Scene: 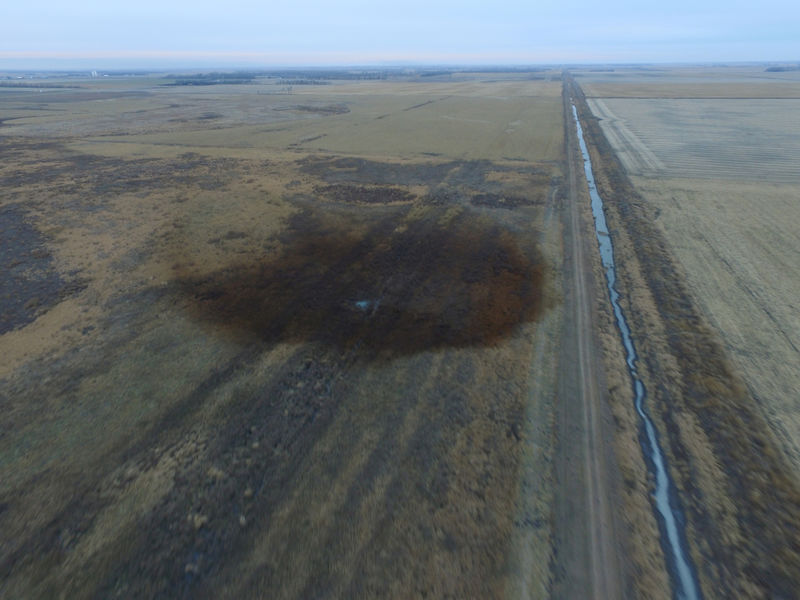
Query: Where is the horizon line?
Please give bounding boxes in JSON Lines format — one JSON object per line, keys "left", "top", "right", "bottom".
{"left": 1, "top": 50, "right": 798, "bottom": 71}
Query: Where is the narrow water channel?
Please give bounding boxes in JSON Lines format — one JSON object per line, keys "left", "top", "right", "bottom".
{"left": 571, "top": 103, "right": 702, "bottom": 600}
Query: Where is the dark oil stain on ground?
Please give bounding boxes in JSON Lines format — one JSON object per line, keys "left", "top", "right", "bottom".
{"left": 175, "top": 204, "right": 547, "bottom": 359}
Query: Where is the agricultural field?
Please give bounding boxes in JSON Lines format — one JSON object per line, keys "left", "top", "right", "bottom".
{"left": 10, "top": 65, "right": 797, "bottom": 598}
{"left": 586, "top": 97, "right": 800, "bottom": 182}
{"left": 571, "top": 67, "right": 800, "bottom": 596}
{"left": 579, "top": 67, "right": 800, "bottom": 474}
{"left": 0, "top": 72, "right": 580, "bottom": 597}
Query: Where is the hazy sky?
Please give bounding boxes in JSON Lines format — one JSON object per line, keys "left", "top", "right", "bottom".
{"left": 2, "top": 0, "right": 799, "bottom": 68}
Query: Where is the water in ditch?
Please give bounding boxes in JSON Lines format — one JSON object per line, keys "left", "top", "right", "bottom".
{"left": 571, "top": 103, "right": 701, "bottom": 600}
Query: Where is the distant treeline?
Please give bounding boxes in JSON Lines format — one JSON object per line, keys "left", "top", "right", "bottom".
{"left": 162, "top": 69, "right": 392, "bottom": 85}
{"left": 265, "top": 70, "right": 389, "bottom": 80}
{"left": 163, "top": 72, "right": 258, "bottom": 86}
{"left": 160, "top": 67, "right": 554, "bottom": 86}
{"left": 279, "top": 79, "right": 332, "bottom": 85}
{"left": 765, "top": 65, "right": 800, "bottom": 72}
{"left": 419, "top": 71, "right": 454, "bottom": 77}
{"left": 0, "top": 82, "right": 80, "bottom": 88}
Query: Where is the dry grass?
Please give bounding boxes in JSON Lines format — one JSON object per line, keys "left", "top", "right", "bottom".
{"left": 54, "top": 80, "right": 565, "bottom": 163}
{"left": 582, "top": 82, "right": 800, "bottom": 98}
{"left": 0, "top": 74, "right": 566, "bottom": 598}
{"left": 583, "top": 74, "right": 800, "bottom": 477}
{"left": 587, "top": 97, "right": 800, "bottom": 182}
{"left": 630, "top": 176, "right": 800, "bottom": 475}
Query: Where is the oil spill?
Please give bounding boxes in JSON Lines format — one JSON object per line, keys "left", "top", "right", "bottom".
{"left": 175, "top": 204, "right": 548, "bottom": 359}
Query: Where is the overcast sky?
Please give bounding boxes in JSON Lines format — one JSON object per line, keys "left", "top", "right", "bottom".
{"left": 2, "top": 0, "right": 799, "bottom": 69}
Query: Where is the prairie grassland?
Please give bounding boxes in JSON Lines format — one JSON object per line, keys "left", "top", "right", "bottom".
{"left": 0, "top": 74, "right": 565, "bottom": 597}
{"left": 59, "top": 79, "right": 564, "bottom": 162}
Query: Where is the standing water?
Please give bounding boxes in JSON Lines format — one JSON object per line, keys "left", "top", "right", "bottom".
{"left": 571, "top": 104, "right": 702, "bottom": 600}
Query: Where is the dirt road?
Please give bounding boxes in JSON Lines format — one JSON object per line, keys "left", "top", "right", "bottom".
{"left": 552, "top": 78, "right": 626, "bottom": 599}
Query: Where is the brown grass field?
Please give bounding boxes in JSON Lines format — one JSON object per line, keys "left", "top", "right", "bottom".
{"left": 0, "top": 72, "right": 578, "bottom": 598}
{"left": 5, "top": 66, "right": 799, "bottom": 599}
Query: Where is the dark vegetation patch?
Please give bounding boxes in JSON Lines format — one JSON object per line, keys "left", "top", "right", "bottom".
{"left": 110, "top": 246, "right": 154, "bottom": 273}
{"left": 403, "top": 98, "right": 444, "bottom": 111}
{"left": 163, "top": 72, "right": 258, "bottom": 86}
{"left": 266, "top": 69, "right": 388, "bottom": 80}
{"left": 175, "top": 204, "right": 547, "bottom": 360}
{"left": 278, "top": 79, "right": 332, "bottom": 85}
{"left": 274, "top": 103, "right": 349, "bottom": 116}
{"left": 0, "top": 204, "right": 86, "bottom": 333}
{"left": 0, "top": 82, "right": 82, "bottom": 89}
{"left": 765, "top": 64, "right": 800, "bottom": 72}
{"left": 470, "top": 193, "right": 539, "bottom": 210}
{"left": 297, "top": 156, "right": 507, "bottom": 189}
{"left": 313, "top": 184, "right": 415, "bottom": 205}
{"left": 290, "top": 134, "right": 326, "bottom": 145}
{"left": 298, "top": 155, "right": 549, "bottom": 194}
{"left": 420, "top": 190, "right": 465, "bottom": 206}
{"left": 298, "top": 157, "right": 550, "bottom": 213}
{"left": 419, "top": 71, "right": 454, "bottom": 78}
{"left": 299, "top": 155, "right": 458, "bottom": 187}
{"left": 0, "top": 140, "right": 240, "bottom": 198}
{"left": 2, "top": 91, "right": 149, "bottom": 103}
{"left": 90, "top": 346, "right": 342, "bottom": 598}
